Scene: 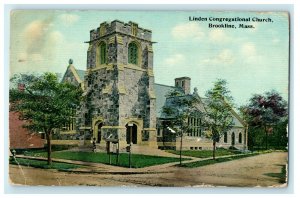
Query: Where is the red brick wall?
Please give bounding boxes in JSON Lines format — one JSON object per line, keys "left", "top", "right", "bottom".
{"left": 9, "top": 111, "right": 44, "bottom": 149}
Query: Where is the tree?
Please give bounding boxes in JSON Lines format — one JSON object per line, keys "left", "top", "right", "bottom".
{"left": 204, "top": 79, "right": 234, "bottom": 159}
{"left": 10, "top": 72, "right": 83, "bottom": 164}
{"left": 162, "top": 89, "right": 199, "bottom": 165}
{"left": 241, "top": 90, "right": 287, "bottom": 150}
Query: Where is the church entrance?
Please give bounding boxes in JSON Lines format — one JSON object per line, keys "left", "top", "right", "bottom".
{"left": 126, "top": 123, "right": 137, "bottom": 144}
{"left": 97, "top": 123, "right": 103, "bottom": 143}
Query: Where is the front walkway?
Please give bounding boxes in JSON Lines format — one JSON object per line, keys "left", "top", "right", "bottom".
{"left": 12, "top": 150, "right": 256, "bottom": 174}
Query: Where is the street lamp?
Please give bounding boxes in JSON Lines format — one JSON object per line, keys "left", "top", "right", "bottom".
{"left": 128, "top": 123, "right": 133, "bottom": 168}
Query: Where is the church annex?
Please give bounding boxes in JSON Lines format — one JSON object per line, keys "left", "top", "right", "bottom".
{"left": 61, "top": 20, "right": 248, "bottom": 151}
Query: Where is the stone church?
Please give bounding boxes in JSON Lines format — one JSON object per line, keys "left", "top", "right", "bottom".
{"left": 61, "top": 20, "right": 248, "bottom": 151}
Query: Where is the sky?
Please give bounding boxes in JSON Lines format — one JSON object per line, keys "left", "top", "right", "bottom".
{"left": 10, "top": 10, "right": 289, "bottom": 106}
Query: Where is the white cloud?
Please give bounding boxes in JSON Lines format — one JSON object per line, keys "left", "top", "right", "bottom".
{"left": 240, "top": 42, "right": 263, "bottom": 64}
{"left": 202, "top": 49, "right": 235, "bottom": 65}
{"left": 209, "top": 29, "right": 230, "bottom": 43}
{"left": 48, "top": 31, "right": 64, "bottom": 43}
{"left": 172, "top": 23, "right": 205, "bottom": 41}
{"left": 241, "top": 42, "right": 256, "bottom": 57}
{"left": 59, "top": 14, "right": 79, "bottom": 26}
{"left": 163, "top": 54, "right": 186, "bottom": 66}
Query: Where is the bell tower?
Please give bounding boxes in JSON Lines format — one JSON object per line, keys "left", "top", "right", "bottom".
{"left": 82, "top": 20, "right": 157, "bottom": 148}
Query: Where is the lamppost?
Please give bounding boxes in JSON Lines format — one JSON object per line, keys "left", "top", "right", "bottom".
{"left": 128, "top": 123, "right": 133, "bottom": 168}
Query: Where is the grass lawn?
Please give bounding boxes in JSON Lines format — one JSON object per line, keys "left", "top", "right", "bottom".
{"left": 25, "top": 151, "right": 189, "bottom": 168}
{"left": 167, "top": 148, "right": 241, "bottom": 158}
{"left": 178, "top": 153, "right": 259, "bottom": 168}
{"left": 264, "top": 165, "right": 287, "bottom": 183}
{"left": 9, "top": 157, "right": 81, "bottom": 170}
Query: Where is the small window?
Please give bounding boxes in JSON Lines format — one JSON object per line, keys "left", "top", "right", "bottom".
{"left": 190, "top": 147, "right": 193, "bottom": 150}
{"left": 128, "top": 42, "right": 138, "bottom": 65}
{"left": 99, "top": 42, "right": 107, "bottom": 64}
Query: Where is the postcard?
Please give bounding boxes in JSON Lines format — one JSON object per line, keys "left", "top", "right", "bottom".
{"left": 9, "top": 10, "right": 289, "bottom": 187}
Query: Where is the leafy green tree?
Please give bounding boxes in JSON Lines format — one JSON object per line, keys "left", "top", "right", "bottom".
{"left": 162, "top": 90, "right": 199, "bottom": 165}
{"left": 10, "top": 73, "right": 83, "bottom": 164}
{"left": 240, "top": 90, "right": 288, "bottom": 150}
{"left": 204, "top": 79, "right": 234, "bottom": 159}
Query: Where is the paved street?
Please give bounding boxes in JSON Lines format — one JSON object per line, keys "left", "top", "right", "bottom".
{"left": 9, "top": 151, "right": 287, "bottom": 187}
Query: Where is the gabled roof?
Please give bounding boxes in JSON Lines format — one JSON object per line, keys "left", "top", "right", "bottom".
{"left": 200, "top": 98, "right": 246, "bottom": 127}
{"left": 76, "top": 69, "right": 85, "bottom": 82}
{"left": 154, "top": 86, "right": 246, "bottom": 127}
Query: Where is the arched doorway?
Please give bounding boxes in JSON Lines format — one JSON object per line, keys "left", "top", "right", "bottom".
{"left": 231, "top": 132, "right": 235, "bottom": 146}
{"left": 126, "top": 123, "right": 137, "bottom": 144}
{"left": 97, "top": 123, "right": 103, "bottom": 143}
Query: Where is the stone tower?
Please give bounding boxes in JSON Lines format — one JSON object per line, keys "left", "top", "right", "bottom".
{"left": 81, "top": 20, "right": 157, "bottom": 148}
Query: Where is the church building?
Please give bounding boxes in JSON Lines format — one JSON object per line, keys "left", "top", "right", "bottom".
{"left": 61, "top": 20, "right": 248, "bottom": 151}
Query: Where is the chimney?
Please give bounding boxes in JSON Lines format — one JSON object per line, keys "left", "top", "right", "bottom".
{"left": 175, "top": 77, "right": 191, "bottom": 95}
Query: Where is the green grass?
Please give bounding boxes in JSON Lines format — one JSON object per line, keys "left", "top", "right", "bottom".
{"left": 9, "top": 157, "right": 81, "bottom": 170}
{"left": 264, "top": 165, "right": 287, "bottom": 183}
{"left": 179, "top": 153, "right": 259, "bottom": 168}
{"left": 167, "top": 148, "right": 241, "bottom": 158}
{"left": 25, "top": 151, "right": 189, "bottom": 168}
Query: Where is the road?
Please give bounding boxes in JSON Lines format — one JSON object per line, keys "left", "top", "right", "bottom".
{"left": 9, "top": 151, "right": 288, "bottom": 187}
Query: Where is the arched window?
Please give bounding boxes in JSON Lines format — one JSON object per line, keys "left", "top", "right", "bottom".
{"left": 231, "top": 132, "right": 235, "bottom": 146}
{"left": 128, "top": 42, "right": 138, "bottom": 65}
{"left": 239, "top": 132, "right": 242, "bottom": 143}
{"left": 224, "top": 132, "right": 227, "bottom": 143}
{"left": 99, "top": 42, "right": 107, "bottom": 64}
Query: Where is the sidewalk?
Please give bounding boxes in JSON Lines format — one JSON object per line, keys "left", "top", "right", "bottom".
{"left": 12, "top": 152, "right": 255, "bottom": 174}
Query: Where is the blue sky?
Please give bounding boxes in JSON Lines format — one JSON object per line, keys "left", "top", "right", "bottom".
{"left": 10, "top": 10, "right": 289, "bottom": 106}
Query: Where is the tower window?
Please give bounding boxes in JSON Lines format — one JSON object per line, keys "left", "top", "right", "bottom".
{"left": 128, "top": 42, "right": 138, "bottom": 65}
{"left": 99, "top": 42, "right": 107, "bottom": 64}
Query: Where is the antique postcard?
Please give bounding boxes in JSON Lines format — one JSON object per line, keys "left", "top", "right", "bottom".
{"left": 9, "top": 10, "right": 289, "bottom": 187}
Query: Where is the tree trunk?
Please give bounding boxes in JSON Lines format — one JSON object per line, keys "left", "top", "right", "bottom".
{"left": 45, "top": 132, "right": 52, "bottom": 165}
{"left": 213, "top": 140, "right": 216, "bottom": 160}
{"left": 265, "top": 125, "right": 268, "bottom": 150}
{"left": 180, "top": 132, "right": 183, "bottom": 165}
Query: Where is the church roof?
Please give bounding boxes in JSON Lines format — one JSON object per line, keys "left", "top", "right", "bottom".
{"left": 154, "top": 83, "right": 183, "bottom": 118}
{"left": 154, "top": 85, "right": 246, "bottom": 127}
{"left": 200, "top": 98, "right": 246, "bottom": 127}
{"left": 76, "top": 69, "right": 85, "bottom": 82}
